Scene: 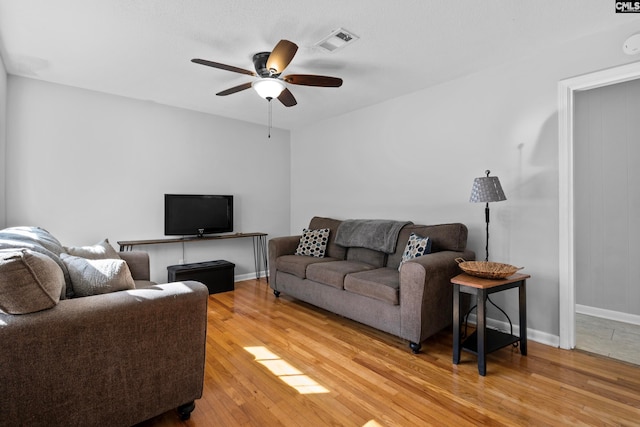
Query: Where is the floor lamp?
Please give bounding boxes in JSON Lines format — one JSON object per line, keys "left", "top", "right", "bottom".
{"left": 467, "top": 170, "right": 513, "bottom": 339}
{"left": 469, "top": 170, "right": 506, "bottom": 262}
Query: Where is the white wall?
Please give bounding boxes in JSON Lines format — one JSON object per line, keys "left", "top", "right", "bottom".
{"left": 6, "top": 77, "right": 291, "bottom": 283}
{"left": 291, "top": 21, "right": 640, "bottom": 342}
{"left": 0, "top": 54, "right": 7, "bottom": 228}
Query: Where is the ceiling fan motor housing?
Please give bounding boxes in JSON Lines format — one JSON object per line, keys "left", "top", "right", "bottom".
{"left": 253, "top": 52, "right": 273, "bottom": 77}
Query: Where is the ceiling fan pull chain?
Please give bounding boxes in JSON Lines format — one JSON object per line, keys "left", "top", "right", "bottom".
{"left": 268, "top": 98, "right": 273, "bottom": 138}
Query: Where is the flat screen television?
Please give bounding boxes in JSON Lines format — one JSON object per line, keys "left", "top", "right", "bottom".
{"left": 164, "top": 194, "right": 233, "bottom": 236}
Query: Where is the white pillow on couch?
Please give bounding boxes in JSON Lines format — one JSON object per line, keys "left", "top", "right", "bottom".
{"left": 63, "top": 238, "right": 121, "bottom": 260}
{"left": 60, "top": 253, "right": 135, "bottom": 297}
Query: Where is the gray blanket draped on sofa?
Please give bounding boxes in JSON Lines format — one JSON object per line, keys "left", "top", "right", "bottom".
{"left": 335, "top": 219, "right": 412, "bottom": 253}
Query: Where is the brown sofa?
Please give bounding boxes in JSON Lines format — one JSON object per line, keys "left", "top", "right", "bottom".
{"left": 269, "top": 217, "right": 474, "bottom": 353}
{"left": 0, "top": 227, "right": 209, "bottom": 426}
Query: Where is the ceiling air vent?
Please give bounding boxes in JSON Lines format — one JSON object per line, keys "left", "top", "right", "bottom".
{"left": 315, "top": 28, "right": 359, "bottom": 53}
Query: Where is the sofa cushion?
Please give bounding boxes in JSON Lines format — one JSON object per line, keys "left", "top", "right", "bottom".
{"left": 60, "top": 253, "right": 136, "bottom": 297}
{"left": 277, "top": 255, "right": 339, "bottom": 279}
{"left": 398, "top": 233, "right": 431, "bottom": 271}
{"left": 308, "top": 217, "right": 347, "bottom": 260}
{"left": 306, "top": 260, "right": 376, "bottom": 289}
{"left": 0, "top": 226, "right": 72, "bottom": 299}
{"left": 346, "top": 247, "right": 386, "bottom": 268}
{"left": 343, "top": 268, "right": 400, "bottom": 305}
{"left": 0, "top": 249, "right": 64, "bottom": 314}
{"left": 424, "top": 223, "right": 468, "bottom": 252}
{"left": 295, "top": 228, "right": 330, "bottom": 258}
{"left": 388, "top": 223, "right": 468, "bottom": 269}
{"left": 64, "top": 238, "right": 121, "bottom": 260}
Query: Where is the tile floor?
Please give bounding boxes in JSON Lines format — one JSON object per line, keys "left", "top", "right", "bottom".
{"left": 575, "top": 313, "right": 640, "bottom": 365}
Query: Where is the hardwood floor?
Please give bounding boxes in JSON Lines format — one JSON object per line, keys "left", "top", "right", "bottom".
{"left": 139, "top": 279, "right": 640, "bottom": 426}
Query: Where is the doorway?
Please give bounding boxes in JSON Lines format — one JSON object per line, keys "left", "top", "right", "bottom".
{"left": 572, "top": 78, "right": 640, "bottom": 364}
{"left": 558, "top": 61, "right": 640, "bottom": 350}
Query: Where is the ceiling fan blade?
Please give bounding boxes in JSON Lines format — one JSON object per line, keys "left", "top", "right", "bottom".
{"left": 191, "top": 58, "right": 256, "bottom": 76}
{"left": 277, "top": 88, "right": 297, "bottom": 107}
{"left": 266, "top": 40, "right": 298, "bottom": 75}
{"left": 216, "top": 82, "right": 253, "bottom": 96}
{"left": 283, "top": 74, "right": 343, "bottom": 87}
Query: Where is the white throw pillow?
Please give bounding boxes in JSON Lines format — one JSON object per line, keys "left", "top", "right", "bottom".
{"left": 61, "top": 253, "right": 135, "bottom": 297}
{"left": 64, "top": 238, "right": 121, "bottom": 260}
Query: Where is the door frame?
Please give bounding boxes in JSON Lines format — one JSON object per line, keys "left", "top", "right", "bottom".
{"left": 558, "top": 61, "right": 640, "bottom": 350}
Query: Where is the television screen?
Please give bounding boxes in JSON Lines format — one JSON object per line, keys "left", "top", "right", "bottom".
{"left": 164, "top": 194, "right": 233, "bottom": 236}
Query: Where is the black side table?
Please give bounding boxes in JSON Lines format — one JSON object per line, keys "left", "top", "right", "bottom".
{"left": 451, "top": 272, "right": 530, "bottom": 376}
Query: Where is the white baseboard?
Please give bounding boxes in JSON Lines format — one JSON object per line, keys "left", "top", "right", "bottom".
{"left": 467, "top": 314, "right": 560, "bottom": 348}
{"left": 576, "top": 304, "right": 640, "bottom": 326}
{"left": 234, "top": 271, "right": 267, "bottom": 282}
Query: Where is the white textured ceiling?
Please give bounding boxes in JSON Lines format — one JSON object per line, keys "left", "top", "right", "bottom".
{"left": 0, "top": 1, "right": 639, "bottom": 130}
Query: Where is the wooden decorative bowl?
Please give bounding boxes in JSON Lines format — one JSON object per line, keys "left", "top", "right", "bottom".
{"left": 455, "top": 258, "right": 523, "bottom": 279}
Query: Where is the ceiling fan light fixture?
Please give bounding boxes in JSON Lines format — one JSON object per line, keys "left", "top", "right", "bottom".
{"left": 252, "top": 78, "right": 286, "bottom": 99}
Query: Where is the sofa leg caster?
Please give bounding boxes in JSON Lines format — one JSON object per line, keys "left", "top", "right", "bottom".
{"left": 177, "top": 401, "right": 195, "bottom": 421}
{"left": 409, "top": 342, "right": 421, "bottom": 354}
{"left": 273, "top": 290, "right": 281, "bottom": 297}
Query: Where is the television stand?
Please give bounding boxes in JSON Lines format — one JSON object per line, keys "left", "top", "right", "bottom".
{"left": 117, "top": 232, "right": 268, "bottom": 282}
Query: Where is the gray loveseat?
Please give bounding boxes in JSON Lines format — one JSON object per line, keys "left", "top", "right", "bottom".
{"left": 0, "top": 227, "right": 208, "bottom": 426}
{"left": 269, "top": 217, "right": 474, "bottom": 353}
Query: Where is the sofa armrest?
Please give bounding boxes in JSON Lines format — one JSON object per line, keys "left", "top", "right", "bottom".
{"left": 399, "top": 249, "right": 475, "bottom": 343}
{"left": 268, "top": 235, "right": 301, "bottom": 281}
{"left": 119, "top": 250, "right": 150, "bottom": 281}
{"left": 0, "top": 281, "right": 208, "bottom": 426}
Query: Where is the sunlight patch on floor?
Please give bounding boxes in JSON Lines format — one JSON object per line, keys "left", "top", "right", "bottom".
{"left": 244, "top": 346, "right": 330, "bottom": 394}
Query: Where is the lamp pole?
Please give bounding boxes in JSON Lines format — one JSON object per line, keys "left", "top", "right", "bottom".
{"left": 469, "top": 169, "right": 506, "bottom": 262}
{"left": 484, "top": 201, "right": 490, "bottom": 261}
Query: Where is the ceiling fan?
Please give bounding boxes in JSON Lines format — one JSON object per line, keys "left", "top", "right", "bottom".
{"left": 191, "top": 39, "right": 343, "bottom": 107}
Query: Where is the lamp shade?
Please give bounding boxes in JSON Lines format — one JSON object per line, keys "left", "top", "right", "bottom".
{"left": 469, "top": 171, "right": 506, "bottom": 203}
{"left": 252, "top": 78, "right": 286, "bottom": 99}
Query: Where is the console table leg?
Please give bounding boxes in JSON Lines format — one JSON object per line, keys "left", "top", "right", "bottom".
{"left": 477, "top": 290, "right": 487, "bottom": 376}
{"left": 453, "top": 284, "right": 461, "bottom": 364}
{"left": 261, "top": 235, "right": 269, "bottom": 283}
{"left": 519, "top": 281, "right": 527, "bottom": 356}
{"left": 252, "top": 236, "right": 260, "bottom": 280}
{"left": 252, "top": 235, "right": 269, "bottom": 282}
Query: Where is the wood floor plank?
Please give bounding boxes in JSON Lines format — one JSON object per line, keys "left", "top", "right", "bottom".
{"left": 138, "top": 279, "right": 640, "bottom": 427}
